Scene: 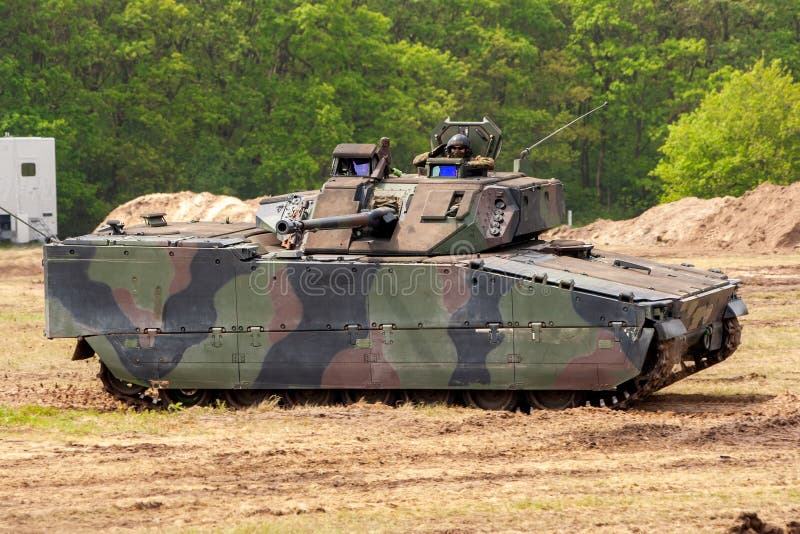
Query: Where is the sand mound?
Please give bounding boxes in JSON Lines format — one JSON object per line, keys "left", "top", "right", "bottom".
{"left": 99, "top": 182, "right": 800, "bottom": 252}
{"left": 97, "top": 191, "right": 265, "bottom": 231}
{"left": 547, "top": 182, "right": 800, "bottom": 252}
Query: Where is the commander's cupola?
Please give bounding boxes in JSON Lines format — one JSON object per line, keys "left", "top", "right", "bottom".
{"left": 419, "top": 116, "right": 503, "bottom": 179}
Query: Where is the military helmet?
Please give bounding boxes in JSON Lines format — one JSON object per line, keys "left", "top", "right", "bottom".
{"left": 446, "top": 133, "right": 470, "bottom": 149}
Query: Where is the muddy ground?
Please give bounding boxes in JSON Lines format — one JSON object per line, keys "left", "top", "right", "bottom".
{"left": 0, "top": 247, "right": 798, "bottom": 533}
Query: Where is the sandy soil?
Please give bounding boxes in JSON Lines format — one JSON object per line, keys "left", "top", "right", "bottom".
{"left": 97, "top": 191, "right": 265, "bottom": 231}
{"left": 1, "top": 393, "right": 798, "bottom": 533}
{"left": 0, "top": 246, "right": 798, "bottom": 533}
{"left": 547, "top": 181, "right": 800, "bottom": 253}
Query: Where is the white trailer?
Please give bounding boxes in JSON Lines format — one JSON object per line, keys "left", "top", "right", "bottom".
{"left": 0, "top": 136, "right": 57, "bottom": 243}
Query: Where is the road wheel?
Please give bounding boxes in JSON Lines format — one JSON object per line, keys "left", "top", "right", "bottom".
{"left": 342, "top": 389, "right": 396, "bottom": 406}
{"left": 464, "top": 390, "right": 517, "bottom": 411}
{"left": 405, "top": 390, "right": 454, "bottom": 406}
{"left": 224, "top": 389, "right": 272, "bottom": 409}
{"left": 160, "top": 388, "right": 211, "bottom": 408}
{"left": 527, "top": 390, "right": 585, "bottom": 410}
{"left": 99, "top": 363, "right": 146, "bottom": 397}
{"left": 283, "top": 389, "right": 333, "bottom": 407}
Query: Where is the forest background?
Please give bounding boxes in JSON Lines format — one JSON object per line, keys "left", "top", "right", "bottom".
{"left": 2, "top": 0, "right": 799, "bottom": 235}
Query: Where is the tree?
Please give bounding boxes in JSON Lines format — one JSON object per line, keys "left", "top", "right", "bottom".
{"left": 654, "top": 59, "right": 800, "bottom": 201}
{"left": 3, "top": 0, "right": 799, "bottom": 234}
{"left": 565, "top": 0, "right": 708, "bottom": 213}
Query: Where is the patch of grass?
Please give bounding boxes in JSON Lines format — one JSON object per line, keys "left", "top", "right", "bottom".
{"left": 745, "top": 310, "right": 800, "bottom": 325}
{"left": 743, "top": 326, "right": 800, "bottom": 349}
{"left": 0, "top": 404, "right": 171, "bottom": 435}
{"left": 0, "top": 311, "right": 44, "bottom": 322}
{"left": 511, "top": 498, "right": 560, "bottom": 511}
{"left": 748, "top": 289, "right": 800, "bottom": 301}
{"left": 0, "top": 403, "right": 240, "bottom": 437}
{"left": 248, "top": 394, "right": 283, "bottom": 412}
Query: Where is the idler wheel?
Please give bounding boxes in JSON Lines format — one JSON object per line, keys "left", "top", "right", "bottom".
{"left": 283, "top": 389, "right": 333, "bottom": 407}
{"left": 527, "top": 390, "right": 584, "bottom": 410}
{"left": 464, "top": 390, "right": 517, "bottom": 411}
{"left": 99, "top": 363, "right": 146, "bottom": 397}
{"left": 342, "top": 389, "right": 396, "bottom": 406}
{"left": 405, "top": 390, "right": 454, "bottom": 406}
{"left": 224, "top": 389, "right": 272, "bottom": 409}
{"left": 160, "top": 388, "right": 211, "bottom": 408}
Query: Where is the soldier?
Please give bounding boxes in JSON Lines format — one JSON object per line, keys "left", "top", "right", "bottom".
{"left": 412, "top": 133, "right": 495, "bottom": 170}
{"left": 444, "top": 133, "right": 472, "bottom": 158}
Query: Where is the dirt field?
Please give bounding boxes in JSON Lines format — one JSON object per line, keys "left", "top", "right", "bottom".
{"left": 1, "top": 242, "right": 799, "bottom": 532}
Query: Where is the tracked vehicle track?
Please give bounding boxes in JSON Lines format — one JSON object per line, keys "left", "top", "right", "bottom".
{"left": 588, "top": 318, "right": 742, "bottom": 409}
{"left": 98, "top": 363, "right": 157, "bottom": 409}
{"left": 96, "top": 318, "right": 742, "bottom": 412}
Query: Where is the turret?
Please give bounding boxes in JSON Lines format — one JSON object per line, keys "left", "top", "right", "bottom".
{"left": 256, "top": 118, "right": 565, "bottom": 256}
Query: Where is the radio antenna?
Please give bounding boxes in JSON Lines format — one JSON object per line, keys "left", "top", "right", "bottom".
{"left": 519, "top": 101, "right": 608, "bottom": 160}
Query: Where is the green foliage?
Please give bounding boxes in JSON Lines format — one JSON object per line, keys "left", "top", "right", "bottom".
{"left": 1, "top": 0, "right": 799, "bottom": 234}
{"left": 564, "top": 0, "right": 711, "bottom": 215}
{"left": 655, "top": 59, "right": 800, "bottom": 201}
{"left": 0, "top": 404, "right": 168, "bottom": 435}
{"left": 0, "top": 401, "right": 243, "bottom": 435}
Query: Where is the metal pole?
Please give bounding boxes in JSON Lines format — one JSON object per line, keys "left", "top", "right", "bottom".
{"left": 520, "top": 101, "right": 608, "bottom": 160}
{"left": 0, "top": 204, "right": 56, "bottom": 242}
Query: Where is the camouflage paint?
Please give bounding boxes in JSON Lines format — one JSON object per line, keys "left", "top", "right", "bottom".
{"left": 48, "top": 240, "right": 699, "bottom": 393}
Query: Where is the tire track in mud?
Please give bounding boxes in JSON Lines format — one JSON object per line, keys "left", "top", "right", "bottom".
{"left": 2, "top": 395, "right": 799, "bottom": 532}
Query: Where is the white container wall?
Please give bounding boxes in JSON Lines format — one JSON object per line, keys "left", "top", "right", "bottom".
{"left": 0, "top": 136, "right": 57, "bottom": 243}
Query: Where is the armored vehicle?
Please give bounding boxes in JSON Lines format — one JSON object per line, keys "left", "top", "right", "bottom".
{"left": 43, "top": 117, "right": 746, "bottom": 410}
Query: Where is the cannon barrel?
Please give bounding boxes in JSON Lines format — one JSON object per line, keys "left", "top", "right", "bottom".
{"left": 276, "top": 206, "right": 397, "bottom": 235}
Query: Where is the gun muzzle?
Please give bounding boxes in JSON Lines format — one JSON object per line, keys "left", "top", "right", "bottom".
{"left": 275, "top": 219, "right": 304, "bottom": 235}
{"left": 275, "top": 206, "right": 397, "bottom": 237}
